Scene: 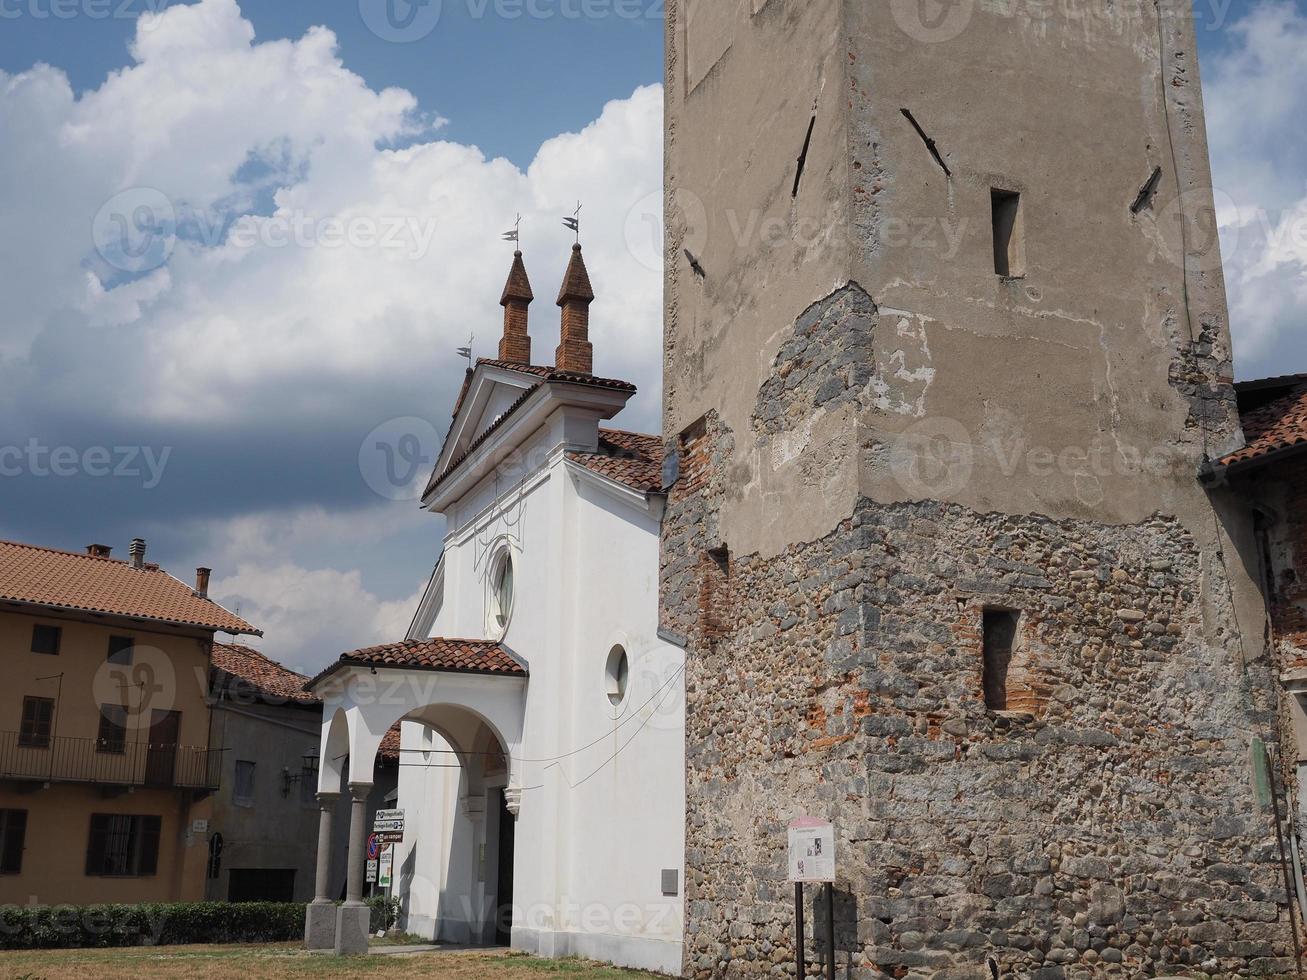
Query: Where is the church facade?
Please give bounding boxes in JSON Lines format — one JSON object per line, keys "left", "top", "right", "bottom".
{"left": 304, "top": 245, "right": 685, "bottom": 973}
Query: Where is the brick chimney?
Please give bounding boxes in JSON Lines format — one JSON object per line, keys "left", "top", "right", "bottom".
{"left": 86, "top": 544, "right": 112, "bottom": 558}
{"left": 499, "top": 250, "right": 534, "bottom": 364}
{"left": 129, "top": 538, "right": 146, "bottom": 570}
{"left": 195, "top": 567, "right": 211, "bottom": 598}
{"left": 555, "top": 243, "right": 594, "bottom": 374}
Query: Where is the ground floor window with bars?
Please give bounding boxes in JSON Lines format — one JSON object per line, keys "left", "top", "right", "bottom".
{"left": 85, "top": 814, "right": 161, "bottom": 877}
{"left": 0, "top": 809, "right": 26, "bottom": 874}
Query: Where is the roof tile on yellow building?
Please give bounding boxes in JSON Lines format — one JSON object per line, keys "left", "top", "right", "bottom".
{"left": 0, "top": 539, "right": 258, "bottom": 635}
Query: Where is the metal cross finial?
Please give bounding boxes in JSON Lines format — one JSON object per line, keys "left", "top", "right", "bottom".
{"left": 456, "top": 333, "right": 474, "bottom": 370}
{"left": 562, "top": 202, "right": 581, "bottom": 242}
{"left": 501, "top": 214, "right": 522, "bottom": 248}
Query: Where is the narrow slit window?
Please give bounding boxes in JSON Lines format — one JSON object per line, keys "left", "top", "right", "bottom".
{"left": 991, "top": 189, "right": 1025, "bottom": 278}
{"left": 982, "top": 609, "right": 1019, "bottom": 710}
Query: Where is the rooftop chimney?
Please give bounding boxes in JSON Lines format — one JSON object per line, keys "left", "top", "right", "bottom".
{"left": 129, "top": 538, "right": 146, "bottom": 570}
{"left": 195, "top": 567, "right": 211, "bottom": 598}
{"left": 555, "top": 243, "right": 594, "bottom": 374}
{"left": 499, "top": 250, "right": 534, "bottom": 364}
{"left": 86, "top": 544, "right": 112, "bottom": 558}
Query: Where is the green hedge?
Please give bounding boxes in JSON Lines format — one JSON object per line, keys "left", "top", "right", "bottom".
{"left": 367, "top": 894, "right": 401, "bottom": 933}
{"left": 0, "top": 901, "right": 306, "bottom": 950}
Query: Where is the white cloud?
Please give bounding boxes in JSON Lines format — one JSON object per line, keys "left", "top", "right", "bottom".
{"left": 0, "top": 0, "right": 665, "bottom": 670}
{"left": 0, "top": 0, "right": 664, "bottom": 425}
{"left": 211, "top": 560, "right": 427, "bottom": 675}
{"left": 1205, "top": 1, "right": 1307, "bottom": 375}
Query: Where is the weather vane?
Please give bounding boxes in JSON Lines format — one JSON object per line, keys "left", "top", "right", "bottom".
{"left": 501, "top": 214, "right": 522, "bottom": 249}
{"left": 562, "top": 202, "right": 581, "bottom": 243}
{"left": 457, "top": 333, "right": 474, "bottom": 370}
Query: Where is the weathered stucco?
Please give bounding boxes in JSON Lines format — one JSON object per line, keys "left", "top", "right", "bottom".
{"left": 665, "top": 0, "right": 1247, "bottom": 551}
{"left": 663, "top": 0, "right": 1293, "bottom": 976}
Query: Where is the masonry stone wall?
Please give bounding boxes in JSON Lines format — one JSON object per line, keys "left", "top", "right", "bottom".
{"left": 663, "top": 1, "right": 1294, "bottom": 973}
{"left": 662, "top": 407, "right": 1294, "bottom": 978}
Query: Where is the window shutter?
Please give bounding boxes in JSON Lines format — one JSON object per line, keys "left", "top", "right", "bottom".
{"left": 86, "top": 814, "right": 109, "bottom": 875}
{"left": 139, "top": 816, "right": 161, "bottom": 875}
{"left": 20, "top": 698, "right": 54, "bottom": 748}
{"left": 0, "top": 810, "right": 26, "bottom": 874}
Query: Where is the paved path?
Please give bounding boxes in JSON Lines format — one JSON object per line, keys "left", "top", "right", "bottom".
{"left": 370, "top": 943, "right": 506, "bottom": 957}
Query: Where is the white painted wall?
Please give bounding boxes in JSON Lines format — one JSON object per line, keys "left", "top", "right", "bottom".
{"left": 317, "top": 373, "right": 684, "bottom": 974}
{"left": 407, "top": 393, "right": 685, "bottom": 973}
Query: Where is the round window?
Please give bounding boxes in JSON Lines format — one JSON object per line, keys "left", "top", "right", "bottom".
{"left": 605, "top": 645, "right": 630, "bottom": 706}
{"left": 489, "top": 549, "right": 515, "bottom": 634}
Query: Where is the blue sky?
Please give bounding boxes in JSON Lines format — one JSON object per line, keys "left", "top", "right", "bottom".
{"left": 0, "top": 0, "right": 664, "bottom": 167}
{"left": 1, "top": 0, "right": 1304, "bottom": 671}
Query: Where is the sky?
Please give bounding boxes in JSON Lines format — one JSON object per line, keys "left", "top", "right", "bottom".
{"left": 0, "top": 0, "right": 1304, "bottom": 674}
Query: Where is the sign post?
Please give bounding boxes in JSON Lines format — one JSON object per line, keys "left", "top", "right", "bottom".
{"left": 788, "top": 817, "right": 836, "bottom": 980}
{"left": 823, "top": 883, "right": 835, "bottom": 980}
{"left": 794, "top": 881, "right": 805, "bottom": 976}
{"left": 366, "top": 833, "right": 381, "bottom": 887}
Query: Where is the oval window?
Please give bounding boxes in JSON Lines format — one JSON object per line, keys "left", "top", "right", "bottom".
{"left": 489, "top": 549, "right": 514, "bottom": 634}
{"left": 605, "top": 646, "right": 630, "bottom": 706}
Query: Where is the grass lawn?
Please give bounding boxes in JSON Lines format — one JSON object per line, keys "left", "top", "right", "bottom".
{"left": 0, "top": 943, "right": 666, "bottom": 979}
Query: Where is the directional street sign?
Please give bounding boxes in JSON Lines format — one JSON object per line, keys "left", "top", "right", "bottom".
{"left": 372, "top": 809, "right": 404, "bottom": 844}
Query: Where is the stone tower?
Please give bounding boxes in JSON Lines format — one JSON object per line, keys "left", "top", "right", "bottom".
{"left": 662, "top": 1, "right": 1296, "bottom": 976}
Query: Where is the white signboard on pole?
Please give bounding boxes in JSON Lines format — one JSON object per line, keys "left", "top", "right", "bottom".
{"left": 378, "top": 844, "right": 394, "bottom": 888}
{"left": 366, "top": 859, "right": 378, "bottom": 884}
{"left": 788, "top": 816, "right": 835, "bottom": 883}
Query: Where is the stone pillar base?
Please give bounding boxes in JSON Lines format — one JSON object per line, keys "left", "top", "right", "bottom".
{"left": 304, "top": 900, "right": 337, "bottom": 950}
{"left": 334, "top": 902, "right": 370, "bottom": 955}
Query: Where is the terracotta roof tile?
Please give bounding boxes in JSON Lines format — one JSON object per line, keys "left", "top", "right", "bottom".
{"left": 378, "top": 722, "right": 402, "bottom": 761}
{"left": 212, "top": 643, "right": 318, "bottom": 705}
{"left": 1235, "top": 373, "right": 1307, "bottom": 393}
{"left": 567, "top": 428, "right": 664, "bottom": 494}
{"left": 309, "top": 637, "right": 526, "bottom": 689}
{"left": 473, "top": 358, "right": 633, "bottom": 389}
{"left": 1218, "top": 381, "right": 1307, "bottom": 470}
{"left": 0, "top": 540, "right": 259, "bottom": 635}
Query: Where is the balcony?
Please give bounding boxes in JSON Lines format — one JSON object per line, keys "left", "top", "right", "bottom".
{"left": 0, "top": 732, "right": 221, "bottom": 791}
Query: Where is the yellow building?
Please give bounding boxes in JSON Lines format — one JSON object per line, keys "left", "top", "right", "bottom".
{"left": 0, "top": 538, "right": 259, "bottom": 906}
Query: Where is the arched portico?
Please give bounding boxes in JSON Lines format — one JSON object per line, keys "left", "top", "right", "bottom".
{"left": 393, "top": 707, "right": 515, "bottom": 945}
{"left": 302, "top": 641, "right": 528, "bottom": 955}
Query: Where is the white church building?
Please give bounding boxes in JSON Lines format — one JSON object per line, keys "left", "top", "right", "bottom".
{"left": 303, "top": 243, "right": 686, "bottom": 974}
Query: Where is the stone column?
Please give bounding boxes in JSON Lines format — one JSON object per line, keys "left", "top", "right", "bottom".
{"left": 303, "top": 791, "right": 339, "bottom": 949}
{"left": 334, "top": 781, "right": 372, "bottom": 955}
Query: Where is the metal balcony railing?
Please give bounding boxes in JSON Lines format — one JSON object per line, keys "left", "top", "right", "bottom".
{"left": 0, "top": 731, "right": 221, "bottom": 790}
